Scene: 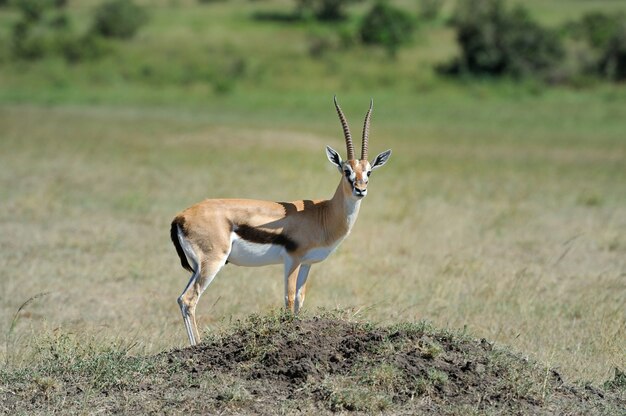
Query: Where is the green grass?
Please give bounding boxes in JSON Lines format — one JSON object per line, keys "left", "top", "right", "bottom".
{"left": 0, "top": 0, "right": 625, "bottom": 390}
{"left": 2, "top": 0, "right": 625, "bottom": 106}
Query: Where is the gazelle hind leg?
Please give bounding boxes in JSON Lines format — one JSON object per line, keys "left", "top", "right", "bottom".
{"left": 178, "top": 268, "right": 200, "bottom": 346}
{"left": 180, "top": 255, "right": 228, "bottom": 345}
{"left": 176, "top": 228, "right": 201, "bottom": 346}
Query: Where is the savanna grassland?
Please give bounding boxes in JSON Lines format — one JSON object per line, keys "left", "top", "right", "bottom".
{"left": 0, "top": 0, "right": 625, "bottom": 413}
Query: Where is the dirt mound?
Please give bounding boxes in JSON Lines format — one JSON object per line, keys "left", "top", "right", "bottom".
{"left": 2, "top": 312, "right": 624, "bottom": 414}
{"left": 161, "top": 313, "right": 623, "bottom": 414}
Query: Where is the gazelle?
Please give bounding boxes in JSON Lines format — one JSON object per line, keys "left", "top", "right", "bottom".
{"left": 170, "top": 97, "right": 391, "bottom": 346}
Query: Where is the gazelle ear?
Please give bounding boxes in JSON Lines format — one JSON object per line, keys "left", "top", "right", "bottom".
{"left": 372, "top": 149, "right": 392, "bottom": 170}
{"left": 326, "top": 145, "right": 343, "bottom": 171}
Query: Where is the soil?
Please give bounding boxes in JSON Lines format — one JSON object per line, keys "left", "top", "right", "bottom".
{"left": 1, "top": 314, "right": 624, "bottom": 415}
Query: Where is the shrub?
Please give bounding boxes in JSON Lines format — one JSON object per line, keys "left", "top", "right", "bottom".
{"left": 60, "top": 33, "right": 108, "bottom": 63}
{"left": 91, "top": 0, "right": 148, "bottom": 39}
{"left": 10, "top": 0, "right": 72, "bottom": 60}
{"left": 12, "top": 0, "right": 61, "bottom": 21}
{"left": 12, "top": 19, "right": 103, "bottom": 62}
{"left": 419, "top": 0, "right": 442, "bottom": 20}
{"left": 359, "top": 1, "right": 415, "bottom": 57}
{"left": 566, "top": 12, "right": 623, "bottom": 50}
{"left": 295, "top": 0, "right": 362, "bottom": 21}
{"left": 10, "top": 0, "right": 106, "bottom": 62}
{"left": 565, "top": 12, "right": 626, "bottom": 82}
{"left": 12, "top": 20, "right": 53, "bottom": 59}
{"left": 600, "top": 23, "right": 626, "bottom": 81}
{"left": 441, "top": 0, "right": 564, "bottom": 79}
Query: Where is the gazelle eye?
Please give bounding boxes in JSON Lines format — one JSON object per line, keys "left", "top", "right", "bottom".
{"left": 344, "top": 170, "right": 350, "bottom": 176}
{"left": 367, "top": 171, "right": 371, "bottom": 177}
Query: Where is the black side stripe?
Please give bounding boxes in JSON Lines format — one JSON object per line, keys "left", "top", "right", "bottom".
{"left": 235, "top": 225, "right": 298, "bottom": 252}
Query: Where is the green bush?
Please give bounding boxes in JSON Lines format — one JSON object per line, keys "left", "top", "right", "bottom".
{"left": 10, "top": 0, "right": 70, "bottom": 60}
{"left": 565, "top": 12, "right": 626, "bottom": 82}
{"left": 359, "top": 1, "right": 415, "bottom": 57}
{"left": 600, "top": 23, "right": 626, "bottom": 81}
{"left": 60, "top": 33, "right": 108, "bottom": 63}
{"left": 295, "top": 0, "right": 361, "bottom": 21}
{"left": 10, "top": 0, "right": 107, "bottom": 62}
{"left": 419, "top": 0, "right": 442, "bottom": 20}
{"left": 442, "top": 0, "right": 564, "bottom": 79}
{"left": 91, "top": 0, "right": 148, "bottom": 39}
{"left": 12, "top": 20, "right": 53, "bottom": 60}
{"left": 12, "top": 19, "right": 104, "bottom": 62}
{"left": 12, "top": 0, "right": 60, "bottom": 21}
{"left": 566, "top": 12, "right": 623, "bottom": 50}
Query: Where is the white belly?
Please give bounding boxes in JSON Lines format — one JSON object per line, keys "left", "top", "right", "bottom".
{"left": 227, "top": 234, "right": 285, "bottom": 267}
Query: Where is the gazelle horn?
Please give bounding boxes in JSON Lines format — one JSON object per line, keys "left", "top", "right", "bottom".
{"left": 361, "top": 98, "right": 373, "bottom": 161}
{"left": 334, "top": 96, "right": 355, "bottom": 160}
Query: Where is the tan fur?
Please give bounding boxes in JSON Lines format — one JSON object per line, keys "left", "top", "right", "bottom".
{"left": 173, "top": 173, "right": 362, "bottom": 346}
{"left": 175, "top": 175, "right": 363, "bottom": 260}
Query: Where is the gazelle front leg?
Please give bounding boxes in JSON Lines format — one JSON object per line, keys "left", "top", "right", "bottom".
{"left": 284, "top": 259, "right": 301, "bottom": 313}
{"left": 294, "top": 264, "right": 311, "bottom": 314}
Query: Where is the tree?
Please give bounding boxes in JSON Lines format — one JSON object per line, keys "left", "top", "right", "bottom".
{"left": 91, "top": 0, "right": 148, "bottom": 39}
{"left": 442, "top": 0, "right": 564, "bottom": 78}
{"left": 359, "top": 1, "right": 415, "bottom": 57}
{"left": 600, "top": 23, "right": 626, "bottom": 81}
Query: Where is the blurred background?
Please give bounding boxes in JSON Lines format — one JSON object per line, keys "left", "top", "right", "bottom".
{"left": 0, "top": 0, "right": 624, "bottom": 384}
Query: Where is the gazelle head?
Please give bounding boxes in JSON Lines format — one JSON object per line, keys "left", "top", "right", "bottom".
{"left": 326, "top": 96, "right": 392, "bottom": 199}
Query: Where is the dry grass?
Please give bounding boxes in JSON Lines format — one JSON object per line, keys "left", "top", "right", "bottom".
{"left": 0, "top": 94, "right": 624, "bottom": 385}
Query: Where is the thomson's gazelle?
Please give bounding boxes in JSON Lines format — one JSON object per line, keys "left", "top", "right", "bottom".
{"left": 170, "top": 97, "right": 391, "bottom": 345}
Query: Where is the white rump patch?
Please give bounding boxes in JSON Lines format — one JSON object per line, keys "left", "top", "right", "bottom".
{"left": 177, "top": 225, "right": 199, "bottom": 271}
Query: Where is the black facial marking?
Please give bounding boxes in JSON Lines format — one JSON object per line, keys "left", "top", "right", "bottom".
{"left": 342, "top": 166, "right": 354, "bottom": 186}
{"left": 235, "top": 225, "right": 298, "bottom": 252}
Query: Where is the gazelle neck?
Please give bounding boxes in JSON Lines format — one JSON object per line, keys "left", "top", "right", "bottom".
{"left": 330, "top": 177, "right": 362, "bottom": 232}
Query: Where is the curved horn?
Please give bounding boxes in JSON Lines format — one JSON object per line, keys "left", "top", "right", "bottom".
{"left": 334, "top": 95, "right": 355, "bottom": 160}
{"left": 361, "top": 98, "right": 373, "bottom": 161}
